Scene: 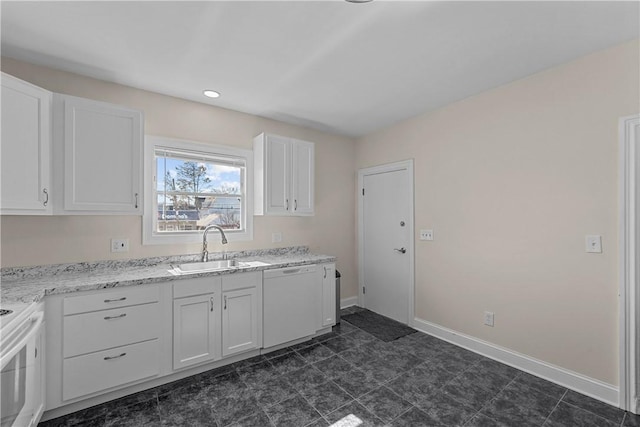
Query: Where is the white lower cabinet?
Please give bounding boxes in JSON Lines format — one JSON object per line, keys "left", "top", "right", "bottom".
{"left": 63, "top": 339, "right": 160, "bottom": 401}
{"left": 44, "top": 263, "right": 336, "bottom": 416}
{"left": 320, "top": 263, "right": 336, "bottom": 327}
{"left": 55, "top": 285, "right": 162, "bottom": 403}
{"left": 172, "top": 277, "right": 221, "bottom": 370}
{"left": 221, "top": 272, "right": 262, "bottom": 357}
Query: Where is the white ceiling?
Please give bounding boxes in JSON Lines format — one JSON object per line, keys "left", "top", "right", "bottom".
{"left": 1, "top": 1, "right": 638, "bottom": 137}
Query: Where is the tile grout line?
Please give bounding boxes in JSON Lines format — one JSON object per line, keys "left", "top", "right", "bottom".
{"left": 557, "top": 399, "right": 624, "bottom": 426}
{"left": 541, "top": 389, "right": 568, "bottom": 426}
{"left": 461, "top": 371, "right": 521, "bottom": 426}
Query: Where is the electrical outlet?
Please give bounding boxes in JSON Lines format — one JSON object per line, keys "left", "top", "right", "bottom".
{"left": 585, "top": 235, "right": 602, "bottom": 253}
{"left": 272, "top": 232, "right": 282, "bottom": 243}
{"left": 484, "top": 311, "right": 494, "bottom": 327}
{"left": 111, "top": 238, "right": 129, "bottom": 253}
{"left": 420, "top": 229, "right": 434, "bottom": 241}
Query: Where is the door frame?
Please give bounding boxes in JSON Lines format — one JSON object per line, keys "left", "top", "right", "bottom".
{"left": 619, "top": 114, "right": 639, "bottom": 413}
{"left": 358, "top": 159, "right": 415, "bottom": 326}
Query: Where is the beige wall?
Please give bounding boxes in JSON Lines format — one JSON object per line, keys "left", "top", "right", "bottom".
{"left": 0, "top": 58, "right": 358, "bottom": 299}
{"left": 3, "top": 39, "right": 638, "bottom": 386}
{"left": 356, "top": 39, "right": 639, "bottom": 385}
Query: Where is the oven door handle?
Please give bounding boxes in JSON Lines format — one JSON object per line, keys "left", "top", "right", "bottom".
{"left": 0, "top": 311, "right": 44, "bottom": 369}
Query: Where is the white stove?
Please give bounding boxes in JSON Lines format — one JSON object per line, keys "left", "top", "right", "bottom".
{"left": 1, "top": 300, "right": 45, "bottom": 427}
{"left": 0, "top": 301, "right": 34, "bottom": 337}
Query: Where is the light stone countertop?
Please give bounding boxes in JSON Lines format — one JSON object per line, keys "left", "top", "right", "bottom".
{"left": 0, "top": 246, "right": 335, "bottom": 305}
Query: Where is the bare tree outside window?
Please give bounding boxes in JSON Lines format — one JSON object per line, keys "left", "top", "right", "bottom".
{"left": 175, "top": 162, "right": 211, "bottom": 209}
{"left": 156, "top": 151, "right": 244, "bottom": 233}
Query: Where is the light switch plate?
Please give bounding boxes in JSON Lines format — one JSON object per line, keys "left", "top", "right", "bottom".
{"left": 272, "top": 232, "right": 282, "bottom": 243}
{"left": 420, "top": 229, "right": 434, "bottom": 241}
{"left": 585, "top": 235, "right": 602, "bottom": 253}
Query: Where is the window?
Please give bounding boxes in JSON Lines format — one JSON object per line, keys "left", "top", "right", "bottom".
{"left": 143, "top": 136, "right": 253, "bottom": 244}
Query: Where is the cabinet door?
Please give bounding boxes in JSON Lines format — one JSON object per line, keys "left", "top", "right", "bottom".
{"left": 173, "top": 294, "right": 219, "bottom": 370}
{"left": 222, "top": 287, "right": 259, "bottom": 357}
{"left": 321, "top": 264, "right": 336, "bottom": 327}
{"left": 1, "top": 73, "right": 51, "bottom": 214}
{"left": 264, "top": 134, "right": 290, "bottom": 215}
{"left": 59, "top": 94, "right": 142, "bottom": 214}
{"left": 291, "top": 140, "right": 314, "bottom": 215}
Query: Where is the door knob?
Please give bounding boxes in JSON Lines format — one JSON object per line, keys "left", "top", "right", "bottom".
{"left": 394, "top": 248, "right": 406, "bottom": 254}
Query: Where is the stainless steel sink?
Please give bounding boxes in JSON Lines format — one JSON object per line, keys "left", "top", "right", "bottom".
{"left": 169, "top": 259, "right": 245, "bottom": 275}
{"left": 168, "top": 259, "right": 272, "bottom": 276}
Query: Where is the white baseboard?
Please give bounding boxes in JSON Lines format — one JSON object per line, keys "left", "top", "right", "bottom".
{"left": 340, "top": 297, "right": 358, "bottom": 309}
{"left": 413, "top": 317, "right": 619, "bottom": 407}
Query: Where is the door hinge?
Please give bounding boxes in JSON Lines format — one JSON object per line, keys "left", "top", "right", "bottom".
{"left": 362, "top": 188, "right": 365, "bottom": 196}
{"left": 363, "top": 286, "right": 366, "bottom": 294}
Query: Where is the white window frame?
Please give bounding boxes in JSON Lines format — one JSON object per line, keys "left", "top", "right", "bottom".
{"left": 143, "top": 135, "right": 253, "bottom": 245}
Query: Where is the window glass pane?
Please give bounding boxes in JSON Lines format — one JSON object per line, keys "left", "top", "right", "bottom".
{"left": 155, "top": 151, "right": 244, "bottom": 233}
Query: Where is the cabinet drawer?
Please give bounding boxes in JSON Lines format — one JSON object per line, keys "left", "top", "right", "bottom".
{"left": 222, "top": 271, "right": 261, "bottom": 291}
{"left": 173, "top": 276, "right": 221, "bottom": 299}
{"left": 63, "top": 302, "right": 160, "bottom": 357}
{"left": 64, "top": 286, "right": 159, "bottom": 315}
{"left": 63, "top": 339, "right": 160, "bottom": 401}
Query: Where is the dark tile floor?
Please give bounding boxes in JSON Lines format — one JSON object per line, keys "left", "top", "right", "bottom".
{"left": 40, "top": 306, "right": 640, "bottom": 427}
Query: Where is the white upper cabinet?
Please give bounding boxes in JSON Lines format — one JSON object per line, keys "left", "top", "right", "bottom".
{"left": 254, "top": 133, "right": 314, "bottom": 216}
{"left": 1, "top": 73, "right": 52, "bottom": 215}
{"left": 53, "top": 94, "right": 143, "bottom": 214}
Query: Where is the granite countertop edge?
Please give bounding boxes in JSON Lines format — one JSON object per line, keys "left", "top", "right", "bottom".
{"left": 1, "top": 246, "right": 336, "bottom": 305}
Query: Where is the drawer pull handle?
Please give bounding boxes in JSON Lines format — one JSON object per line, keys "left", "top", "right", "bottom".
{"left": 283, "top": 269, "right": 301, "bottom": 274}
{"left": 104, "top": 313, "right": 127, "bottom": 320}
{"left": 224, "top": 296, "right": 227, "bottom": 310}
{"left": 104, "top": 297, "right": 127, "bottom": 303}
{"left": 210, "top": 297, "right": 214, "bottom": 312}
{"left": 104, "top": 352, "right": 126, "bottom": 361}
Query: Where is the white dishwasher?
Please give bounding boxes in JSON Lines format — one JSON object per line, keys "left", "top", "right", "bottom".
{"left": 263, "top": 265, "right": 317, "bottom": 348}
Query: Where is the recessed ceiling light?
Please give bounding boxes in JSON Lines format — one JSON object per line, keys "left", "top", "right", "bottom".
{"left": 203, "top": 90, "right": 220, "bottom": 98}
{"left": 345, "top": 0, "right": 373, "bottom": 3}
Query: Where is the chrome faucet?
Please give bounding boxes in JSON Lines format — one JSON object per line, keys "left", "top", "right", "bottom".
{"left": 201, "top": 225, "right": 228, "bottom": 262}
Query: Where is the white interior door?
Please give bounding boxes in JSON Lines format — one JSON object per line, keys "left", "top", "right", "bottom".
{"left": 361, "top": 163, "right": 413, "bottom": 324}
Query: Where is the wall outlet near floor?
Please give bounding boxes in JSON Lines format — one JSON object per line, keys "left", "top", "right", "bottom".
{"left": 420, "top": 229, "right": 434, "bottom": 241}
{"left": 484, "top": 311, "right": 495, "bottom": 327}
{"left": 272, "top": 232, "right": 282, "bottom": 243}
{"left": 111, "top": 238, "right": 129, "bottom": 253}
